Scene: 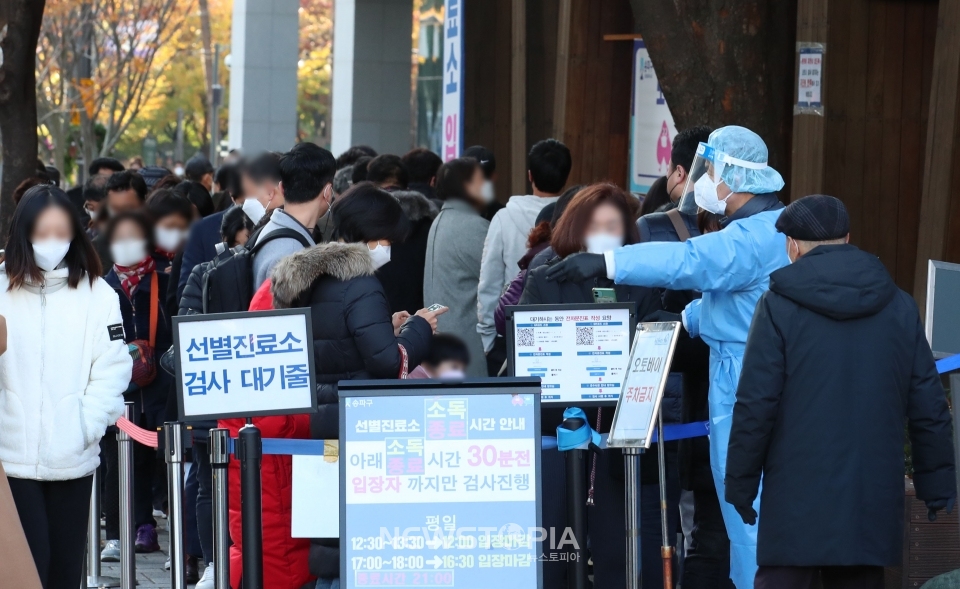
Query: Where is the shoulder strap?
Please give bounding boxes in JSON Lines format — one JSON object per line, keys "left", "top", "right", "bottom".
{"left": 665, "top": 208, "right": 691, "bottom": 242}
{"left": 148, "top": 271, "right": 158, "bottom": 347}
{"left": 250, "top": 228, "right": 312, "bottom": 254}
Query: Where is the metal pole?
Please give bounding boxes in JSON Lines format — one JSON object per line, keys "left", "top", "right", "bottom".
{"left": 165, "top": 422, "right": 187, "bottom": 589}
{"left": 209, "top": 44, "right": 222, "bottom": 165}
{"left": 624, "top": 447, "right": 642, "bottom": 589}
{"left": 238, "top": 422, "right": 264, "bottom": 589}
{"left": 557, "top": 413, "right": 588, "bottom": 589}
{"left": 656, "top": 412, "right": 674, "bottom": 589}
{"left": 117, "top": 402, "right": 136, "bottom": 589}
{"left": 210, "top": 428, "right": 231, "bottom": 589}
{"left": 86, "top": 465, "right": 120, "bottom": 588}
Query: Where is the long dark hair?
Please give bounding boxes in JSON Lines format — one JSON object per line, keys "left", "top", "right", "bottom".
{"left": 435, "top": 157, "right": 481, "bottom": 204}
{"left": 6, "top": 185, "right": 101, "bottom": 290}
{"left": 331, "top": 182, "right": 410, "bottom": 243}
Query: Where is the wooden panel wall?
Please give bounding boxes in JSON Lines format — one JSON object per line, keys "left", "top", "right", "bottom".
{"left": 818, "top": 0, "right": 938, "bottom": 293}
{"left": 463, "top": 0, "right": 515, "bottom": 201}
{"left": 465, "top": 0, "right": 635, "bottom": 198}
{"left": 558, "top": 0, "right": 635, "bottom": 189}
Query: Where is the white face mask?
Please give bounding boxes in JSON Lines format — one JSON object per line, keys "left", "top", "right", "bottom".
{"left": 585, "top": 233, "right": 624, "bottom": 255}
{"left": 32, "top": 239, "right": 71, "bottom": 272}
{"left": 368, "top": 243, "right": 392, "bottom": 270}
{"left": 694, "top": 173, "right": 730, "bottom": 215}
{"left": 155, "top": 226, "right": 187, "bottom": 253}
{"left": 438, "top": 369, "right": 466, "bottom": 380}
{"left": 174, "top": 166, "right": 185, "bottom": 177}
{"left": 111, "top": 239, "right": 148, "bottom": 267}
{"left": 480, "top": 180, "right": 496, "bottom": 204}
{"left": 242, "top": 197, "right": 267, "bottom": 224}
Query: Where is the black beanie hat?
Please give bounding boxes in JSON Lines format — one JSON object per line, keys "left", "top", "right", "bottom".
{"left": 775, "top": 194, "right": 850, "bottom": 241}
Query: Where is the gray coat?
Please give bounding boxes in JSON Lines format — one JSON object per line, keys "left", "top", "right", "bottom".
{"left": 423, "top": 199, "right": 490, "bottom": 377}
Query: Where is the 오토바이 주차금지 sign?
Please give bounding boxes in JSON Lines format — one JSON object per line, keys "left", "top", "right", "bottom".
{"left": 607, "top": 321, "right": 680, "bottom": 449}
{"left": 172, "top": 309, "right": 318, "bottom": 420}
{"left": 339, "top": 379, "right": 544, "bottom": 589}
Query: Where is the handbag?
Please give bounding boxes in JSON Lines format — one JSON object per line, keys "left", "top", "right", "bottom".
{"left": 128, "top": 271, "right": 159, "bottom": 388}
{"left": 397, "top": 343, "right": 409, "bottom": 379}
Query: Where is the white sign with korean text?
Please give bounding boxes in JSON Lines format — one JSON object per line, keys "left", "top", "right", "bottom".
{"left": 441, "top": 0, "right": 463, "bottom": 161}
{"left": 629, "top": 39, "right": 678, "bottom": 194}
{"left": 607, "top": 322, "right": 680, "bottom": 448}
{"left": 797, "top": 46, "right": 824, "bottom": 109}
{"left": 174, "top": 310, "right": 316, "bottom": 420}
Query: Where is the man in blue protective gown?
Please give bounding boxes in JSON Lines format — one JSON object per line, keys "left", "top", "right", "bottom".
{"left": 545, "top": 126, "right": 789, "bottom": 589}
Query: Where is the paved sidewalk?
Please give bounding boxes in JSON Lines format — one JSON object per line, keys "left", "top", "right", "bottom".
{"left": 99, "top": 515, "right": 207, "bottom": 588}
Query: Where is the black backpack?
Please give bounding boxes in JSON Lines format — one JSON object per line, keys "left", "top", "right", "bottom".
{"left": 201, "top": 227, "right": 311, "bottom": 313}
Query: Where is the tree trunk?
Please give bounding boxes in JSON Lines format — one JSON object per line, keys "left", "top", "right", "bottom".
{"left": 0, "top": 0, "right": 47, "bottom": 235}
{"left": 629, "top": 0, "right": 798, "bottom": 196}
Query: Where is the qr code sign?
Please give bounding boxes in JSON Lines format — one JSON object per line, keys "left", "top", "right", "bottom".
{"left": 517, "top": 328, "right": 535, "bottom": 347}
{"left": 576, "top": 326, "right": 594, "bottom": 346}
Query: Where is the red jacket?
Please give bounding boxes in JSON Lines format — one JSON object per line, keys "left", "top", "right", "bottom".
{"left": 220, "top": 279, "right": 314, "bottom": 589}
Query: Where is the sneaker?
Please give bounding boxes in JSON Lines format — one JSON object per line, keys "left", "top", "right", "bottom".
{"left": 153, "top": 508, "right": 167, "bottom": 519}
{"left": 165, "top": 557, "right": 171, "bottom": 570}
{"left": 134, "top": 523, "right": 160, "bottom": 553}
{"left": 195, "top": 563, "right": 215, "bottom": 589}
{"left": 100, "top": 539, "right": 121, "bottom": 562}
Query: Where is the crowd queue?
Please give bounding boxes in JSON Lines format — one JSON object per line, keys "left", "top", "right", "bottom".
{"left": 1, "top": 123, "right": 955, "bottom": 589}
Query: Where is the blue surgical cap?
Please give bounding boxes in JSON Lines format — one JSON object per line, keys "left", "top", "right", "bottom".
{"left": 709, "top": 126, "right": 785, "bottom": 195}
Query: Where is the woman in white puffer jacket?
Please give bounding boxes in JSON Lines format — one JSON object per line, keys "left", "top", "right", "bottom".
{"left": 0, "top": 185, "right": 131, "bottom": 589}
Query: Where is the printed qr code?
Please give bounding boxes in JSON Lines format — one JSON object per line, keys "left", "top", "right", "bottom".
{"left": 576, "top": 326, "right": 594, "bottom": 346}
{"left": 517, "top": 328, "right": 535, "bottom": 347}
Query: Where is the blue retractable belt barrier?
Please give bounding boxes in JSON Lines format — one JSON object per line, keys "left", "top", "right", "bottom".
{"left": 229, "top": 435, "right": 561, "bottom": 456}
{"left": 937, "top": 354, "right": 960, "bottom": 375}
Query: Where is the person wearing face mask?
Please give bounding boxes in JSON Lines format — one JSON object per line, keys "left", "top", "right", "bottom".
{"left": 99, "top": 211, "right": 175, "bottom": 561}
{"left": 251, "top": 142, "right": 337, "bottom": 290}
{"left": 518, "top": 183, "right": 668, "bottom": 589}
{"left": 0, "top": 185, "right": 131, "bottom": 589}
{"left": 239, "top": 152, "right": 285, "bottom": 227}
{"left": 408, "top": 334, "right": 470, "bottom": 379}
{"left": 727, "top": 195, "right": 955, "bottom": 589}
{"left": 544, "top": 126, "right": 789, "bottom": 589}
{"left": 91, "top": 171, "right": 148, "bottom": 272}
{"left": 146, "top": 189, "right": 194, "bottom": 270}
{"left": 462, "top": 145, "right": 500, "bottom": 220}
{"left": 422, "top": 157, "right": 491, "bottom": 378}
{"left": 265, "top": 182, "right": 445, "bottom": 589}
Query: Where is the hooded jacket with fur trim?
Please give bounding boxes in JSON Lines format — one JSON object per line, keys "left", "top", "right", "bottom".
{"left": 271, "top": 242, "right": 432, "bottom": 438}
{"left": 0, "top": 267, "right": 132, "bottom": 481}
{"left": 271, "top": 242, "right": 433, "bottom": 578}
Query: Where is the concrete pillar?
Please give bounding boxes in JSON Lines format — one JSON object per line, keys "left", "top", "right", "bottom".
{"left": 228, "top": 0, "right": 299, "bottom": 152}
{"left": 331, "top": 0, "right": 413, "bottom": 155}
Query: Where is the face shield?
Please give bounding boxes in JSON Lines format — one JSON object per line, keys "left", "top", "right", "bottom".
{"left": 678, "top": 142, "right": 771, "bottom": 216}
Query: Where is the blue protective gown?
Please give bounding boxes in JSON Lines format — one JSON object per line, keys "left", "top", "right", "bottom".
{"left": 611, "top": 197, "right": 788, "bottom": 589}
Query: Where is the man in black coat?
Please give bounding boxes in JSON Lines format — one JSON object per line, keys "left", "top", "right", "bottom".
{"left": 726, "top": 195, "right": 956, "bottom": 589}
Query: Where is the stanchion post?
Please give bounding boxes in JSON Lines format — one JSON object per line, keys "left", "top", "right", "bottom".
{"left": 624, "top": 447, "right": 642, "bottom": 589}
{"left": 87, "top": 463, "right": 120, "bottom": 588}
{"left": 165, "top": 422, "right": 187, "bottom": 589}
{"left": 210, "top": 428, "right": 231, "bottom": 589}
{"left": 238, "top": 421, "right": 264, "bottom": 589}
{"left": 117, "top": 402, "right": 136, "bottom": 589}
{"left": 656, "top": 412, "right": 674, "bottom": 589}
{"left": 565, "top": 448, "right": 588, "bottom": 589}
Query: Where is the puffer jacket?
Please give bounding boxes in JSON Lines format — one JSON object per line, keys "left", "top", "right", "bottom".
{"left": 0, "top": 267, "right": 131, "bottom": 480}
{"left": 270, "top": 242, "right": 433, "bottom": 579}
{"left": 221, "top": 283, "right": 313, "bottom": 589}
